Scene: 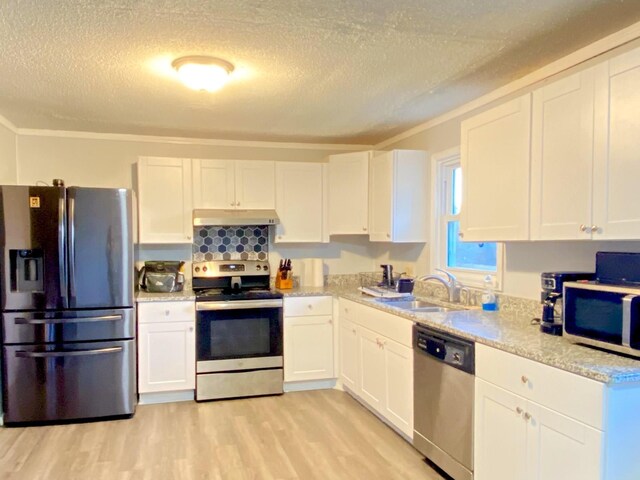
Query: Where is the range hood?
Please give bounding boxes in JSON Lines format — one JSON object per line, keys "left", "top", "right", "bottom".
{"left": 193, "top": 209, "right": 280, "bottom": 226}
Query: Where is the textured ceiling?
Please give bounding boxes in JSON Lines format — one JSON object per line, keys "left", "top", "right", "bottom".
{"left": 1, "top": 1, "right": 640, "bottom": 144}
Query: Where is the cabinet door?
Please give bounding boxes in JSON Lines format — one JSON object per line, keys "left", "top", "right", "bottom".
{"left": 284, "top": 315, "right": 334, "bottom": 382}
{"left": 358, "top": 326, "right": 386, "bottom": 414}
{"left": 138, "top": 321, "right": 195, "bottom": 393}
{"left": 526, "top": 402, "right": 603, "bottom": 480}
{"left": 383, "top": 338, "right": 413, "bottom": 438}
{"left": 530, "top": 69, "right": 597, "bottom": 240}
{"left": 475, "top": 378, "right": 528, "bottom": 480}
{"left": 137, "top": 157, "right": 193, "bottom": 243}
{"left": 235, "top": 160, "right": 275, "bottom": 209}
{"left": 339, "top": 317, "right": 359, "bottom": 392}
{"left": 275, "top": 162, "right": 324, "bottom": 243}
{"left": 593, "top": 47, "right": 640, "bottom": 239}
{"left": 368, "top": 151, "right": 393, "bottom": 242}
{"left": 328, "top": 151, "right": 369, "bottom": 234}
{"left": 192, "top": 159, "right": 235, "bottom": 209}
{"left": 460, "top": 94, "right": 531, "bottom": 241}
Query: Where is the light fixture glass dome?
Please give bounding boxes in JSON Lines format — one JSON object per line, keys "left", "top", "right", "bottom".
{"left": 172, "top": 56, "right": 234, "bottom": 92}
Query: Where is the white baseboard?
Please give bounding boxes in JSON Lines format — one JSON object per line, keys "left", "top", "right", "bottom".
{"left": 138, "top": 390, "right": 194, "bottom": 405}
{"left": 284, "top": 378, "right": 337, "bottom": 392}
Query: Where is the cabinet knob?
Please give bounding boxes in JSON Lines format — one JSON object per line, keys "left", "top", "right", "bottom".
{"left": 278, "top": 235, "right": 282, "bottom": 239}
{"left": 189, "top": 326, "right": 194, "bottom": 332}
{"left": 230, "top": 202, "right": 234, "bottom": 207}
{"left": 165, "top": 310, "right": 170, "bottom": 316}
{"left": 386, "top": 233, "right": 391, "bottom": 238}
{"left": 329, "top": 319, "right": 333, "bottom": 324}
{"left": 352, "top": 328, "right": 356, "bottom": 334}
{"left": 237, "top": 202, "right": 241, "bottom": 206}
{"left": 363, "top": 227, "right": 367, "bottom": 231}
{"left": 186, "top": 235, "right": 191, "bottom": 240}
{"left": 516, "top": 407, "right": 523, "bottom": 415}
{"left": 590, "top": 225, "right": 599, "bottom": 233}
{"left": 580, "top": 224, "right": 588, "bottom": 232}
{"left": 521, "top": 375, "right": 529, "bottom": 384}
{"left": 458, "top": 232, "right": 464, "bottom": 239}
{"left": 524, "top": 412, "right": 532, "bottom": 421}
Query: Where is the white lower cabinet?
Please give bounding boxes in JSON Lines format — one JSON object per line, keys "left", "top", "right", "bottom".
{"left": 283, "top": 296, "right": 335, "bottom": 386}
{"left": 474, "top": 344, "right": 640, "bottom": 480}
{"left": 338, "top": 298, "right": 413, "bottom": 439}
{"left": 358, "top": 326, "right": 386, "bottom": 413}
{"left": 137, "top": 301, "right": 196, "bottom": 397}
{"left": 475, "top": 378, "right": 602, "bottom": 480}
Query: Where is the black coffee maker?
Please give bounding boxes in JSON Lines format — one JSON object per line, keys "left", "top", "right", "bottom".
{"left": 540, "top": 271, "right": 594, "bottom": 335}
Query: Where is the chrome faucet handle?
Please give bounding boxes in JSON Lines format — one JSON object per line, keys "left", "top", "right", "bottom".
{"left": 435, "top": 268, "right": 457, "bottom": 286}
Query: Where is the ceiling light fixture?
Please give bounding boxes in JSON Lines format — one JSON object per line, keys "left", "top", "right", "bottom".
{"left": 171, "top": 56, "right": 234, "bottom": 92}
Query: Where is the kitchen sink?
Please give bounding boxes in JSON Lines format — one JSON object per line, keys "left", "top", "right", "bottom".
{"left": 375, "top": 299, "right": 453, "bottom": 313}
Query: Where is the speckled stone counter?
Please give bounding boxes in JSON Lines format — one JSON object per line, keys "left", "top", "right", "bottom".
{"left": 277, "top": 285, "right": 355, "bottom": 297}
{"left": 136, "top": 289, "right": 196, "bottom": 302}
{"left": 341, "top": 293, "right": 640, "bottom": 385}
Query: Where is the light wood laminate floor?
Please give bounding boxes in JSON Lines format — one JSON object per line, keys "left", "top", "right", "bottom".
{"left": 0, "top": 389, "right": 445, "bottom": 480}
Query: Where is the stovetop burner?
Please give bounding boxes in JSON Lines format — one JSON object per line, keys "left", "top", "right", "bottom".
{"left": 195, "top": 288, "right": 283, "bottom": 302}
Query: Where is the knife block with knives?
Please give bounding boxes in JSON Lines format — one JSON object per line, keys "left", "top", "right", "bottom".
{"left": 276, "top": 258, "right": 293, "bottom": 289}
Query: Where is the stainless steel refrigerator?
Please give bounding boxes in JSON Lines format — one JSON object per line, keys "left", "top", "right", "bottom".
{"left": 0, "top": 185, "right": 136, "bottom": 425}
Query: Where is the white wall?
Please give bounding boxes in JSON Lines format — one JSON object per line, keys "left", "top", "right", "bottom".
{"left": 15, "top": 133, "right": 379, "bottom": 274}
{"left": 0, "top": 123, "right": 17, "bottom": 184}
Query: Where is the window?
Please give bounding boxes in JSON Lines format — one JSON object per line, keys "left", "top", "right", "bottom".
{"left": 431, "top": 148, "right": 503, "bottom": 289}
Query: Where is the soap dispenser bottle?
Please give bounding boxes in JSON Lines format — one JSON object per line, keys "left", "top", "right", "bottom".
{"left": 481, "top": 275, "right": 497, "bottom": 311}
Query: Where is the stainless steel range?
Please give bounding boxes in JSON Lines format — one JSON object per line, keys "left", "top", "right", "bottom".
{"left": 193, "top": 260, "right": 283, "bottom": 401}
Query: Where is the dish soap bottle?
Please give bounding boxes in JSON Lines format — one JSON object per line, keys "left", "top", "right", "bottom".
{"left": 482, "top": 275, "right": 497, "bottom": 311}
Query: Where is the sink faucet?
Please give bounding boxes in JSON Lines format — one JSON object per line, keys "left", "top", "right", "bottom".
{"left": 417, "top": 269, "right": 462, "bottom": 303}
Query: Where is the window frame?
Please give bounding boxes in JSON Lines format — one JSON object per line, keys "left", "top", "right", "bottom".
{"left": 430, "top": 147, "right": 504, "bottom": 290}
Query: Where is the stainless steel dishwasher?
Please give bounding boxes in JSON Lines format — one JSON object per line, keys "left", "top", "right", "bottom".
{"left": 413, "top": 324, "right": 475, "bottom": 480}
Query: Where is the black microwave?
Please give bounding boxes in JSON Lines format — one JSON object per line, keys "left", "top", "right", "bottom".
{"left": 563, "top": 281, "right": 640, "bottom": 357}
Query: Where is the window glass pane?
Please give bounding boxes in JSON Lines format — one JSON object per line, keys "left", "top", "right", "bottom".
{"left": 447, "top": 221, "right": 497, "bottom": 271}
{"left": 452, "top": 167, "right": 462, "bottom": 215}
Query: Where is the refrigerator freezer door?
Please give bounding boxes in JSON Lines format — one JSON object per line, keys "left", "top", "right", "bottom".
{"left": 2, "top": 307, "right": 135, "bottom": 344}
{"left": 0, "top": 186, "right": 68, "bottom": 311}
{"left": 67, "top": 187, "right": 133, "bottom": 309}
{"left": 2, "top": 339, "right": 136, "bottom": 424}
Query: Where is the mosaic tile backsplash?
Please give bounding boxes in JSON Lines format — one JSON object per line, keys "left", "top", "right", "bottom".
{"left": 192, "top": 226, "right": 269, "bottom": 261}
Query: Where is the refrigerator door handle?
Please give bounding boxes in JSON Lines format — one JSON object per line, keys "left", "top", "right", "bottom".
{"left": 68, "top": 193, "right": 77, "bottom": 302}
{"left": 14, "top": 314, "right": 123, "bottom": 325}
{"left": 58, "top": 190, "right": 69, "bottom": 308}
{"left": 15, "top": 347, "right": 123, "bottom": 358}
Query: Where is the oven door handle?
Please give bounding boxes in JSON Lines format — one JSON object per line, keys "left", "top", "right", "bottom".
{"left": 196, "top": 299, "right": 283, "bottom": 311}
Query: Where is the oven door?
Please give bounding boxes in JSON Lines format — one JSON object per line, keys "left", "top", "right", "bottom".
{"left": 196, "top": 299, "right": 283, "bottom": 373}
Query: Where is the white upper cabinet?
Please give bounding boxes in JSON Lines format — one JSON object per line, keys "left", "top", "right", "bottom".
{"left": 592, "top": 45, "right": 640, "bottom": 239}
{"left": 137, "top": 157, "right": 193, "bottom": 244}
{"left": 460, "top": 93, "right": 532, "bottom": 241}
{"left": 328, "top": 151, "right": 369, "bottom": 235}
{"left": 530, "top": 68, "right": 598, "bottom": 240}
{"left": 369, "top": 150, "right": 428, "bottom": 242}
{"left": 275, "top": 162, "right": 327, "bottom": 243}
{"left": 192, "top": 159, "right": 275, "bottom": 210}
{"left": 192, "top": 159, "right": 235, "bottom": 209}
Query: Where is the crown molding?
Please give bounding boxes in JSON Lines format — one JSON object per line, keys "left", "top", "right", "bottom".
{"left": 16, "top": 127, "right": 371, "bottom": 151}
{"left": 0, "top": 113, "right": 18, "bottom": 134}
{"left": 375, "top": 19, "right": 640, "bottom": 150}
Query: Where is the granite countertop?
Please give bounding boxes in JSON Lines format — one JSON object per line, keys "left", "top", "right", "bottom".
{"left": 136, "top": 289, "right": 196, "bottom": 302}
{"left": 135, "top": 283, "right": 640, "bottom": 384}
{"left": 341, "top": 292, "right": 640, "bottom": 385}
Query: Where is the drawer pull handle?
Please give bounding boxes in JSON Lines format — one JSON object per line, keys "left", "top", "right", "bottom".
{"left": 524, "top": 412, "right": 532, "bottom": 421}
{"left": 521, "top": 375, "right": 528, "bottom": 384}
{"left": 516, "top": 407, "right": 523, "bottom": 415}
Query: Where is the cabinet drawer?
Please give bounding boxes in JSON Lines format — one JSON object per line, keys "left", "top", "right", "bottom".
{"left": 137, "top": 301, "right": 195, "bottom": 324}
{"left": 476, "top": 344, "right": 604, "bottom": 429}
{"left": 284, "top": 296, "right": 333, "bottom": 317}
